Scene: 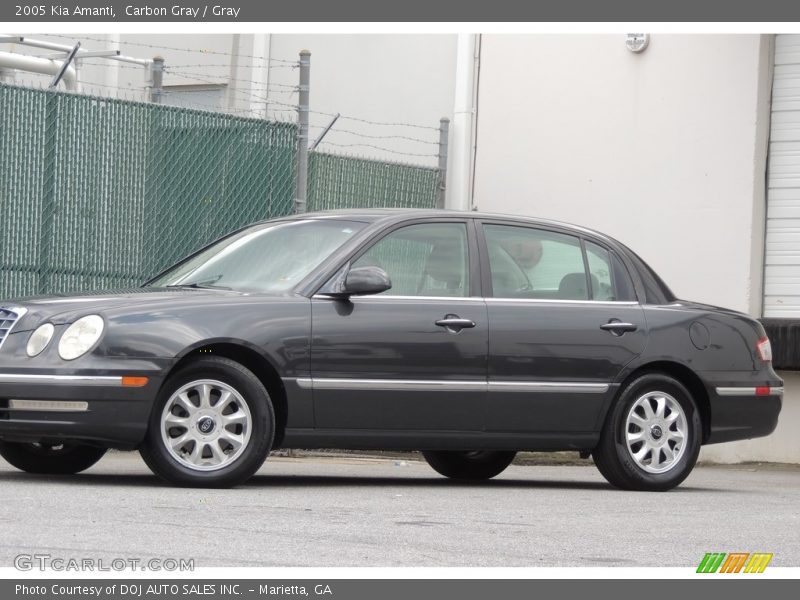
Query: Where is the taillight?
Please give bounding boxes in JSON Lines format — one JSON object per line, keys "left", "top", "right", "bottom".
{"left": 756, "top": 337, "right": 773, "bottom": 362}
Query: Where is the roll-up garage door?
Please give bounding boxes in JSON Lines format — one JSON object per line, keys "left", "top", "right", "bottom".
{"left": 766, "top": 35, "right": 800, "bottom": 317}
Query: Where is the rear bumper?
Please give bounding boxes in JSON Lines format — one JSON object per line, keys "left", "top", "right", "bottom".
{"left": 0, "top": 365, "right": 166, "bottom": 449}
{"left": 702, "top": 373, "right": 783, "bottom": 445}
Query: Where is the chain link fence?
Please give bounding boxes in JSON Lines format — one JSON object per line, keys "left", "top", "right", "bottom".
{"left": 0, "top": 83, "right": 442, "bottom": 300}
{"left": 307, "top": 151, "right": 440, "bottom": 211}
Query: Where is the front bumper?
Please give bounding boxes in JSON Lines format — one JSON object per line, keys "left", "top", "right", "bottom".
{"left": 0, "top": 361, "right": 169, "bottom": 449}
{"left": 702, "top": 372, "right": 783, "bottom": 445}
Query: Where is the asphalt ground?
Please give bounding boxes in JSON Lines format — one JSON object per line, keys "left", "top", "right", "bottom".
{"left": 0, "top": 451, "right": 798, "bottom": 567}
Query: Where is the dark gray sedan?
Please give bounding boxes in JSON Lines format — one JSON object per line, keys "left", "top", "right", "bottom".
{"left": 0, "top": 210, "right": 782, "bottom": 489}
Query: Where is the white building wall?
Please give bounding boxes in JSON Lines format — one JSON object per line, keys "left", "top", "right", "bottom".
{"left": 473, "top": 34, "right": 798, "bottom": 463}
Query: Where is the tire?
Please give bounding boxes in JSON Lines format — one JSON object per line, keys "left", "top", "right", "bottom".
{"left": 422, "top": 450, "right": 516, "bottom": 481}
{"left": 0, "top": 441, "right": 106, "bottom": 475}
{"left": 139, "top": 356, "right": 274, "bottom": 488}
{"left": 593, "top": 373, "right": 702, "bottom": 491}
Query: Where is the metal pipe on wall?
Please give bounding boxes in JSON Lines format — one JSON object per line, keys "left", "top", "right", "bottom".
{"left": 449, "top": 33, "right": 481, "bottom": 211}
{"left": 0, "top": 50, "right": 77, "bottom": 90}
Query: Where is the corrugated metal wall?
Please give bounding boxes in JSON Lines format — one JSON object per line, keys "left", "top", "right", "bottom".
{"left": 765, "top": 35, "right": 800, "bottom": 317}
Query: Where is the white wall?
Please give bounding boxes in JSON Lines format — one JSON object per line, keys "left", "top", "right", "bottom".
{"left": 474, "top": 34, "right": 768, "bottom": 313}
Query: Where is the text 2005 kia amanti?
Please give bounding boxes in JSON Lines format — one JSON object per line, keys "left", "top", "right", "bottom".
{"left": 0, "top": 210, "right": 782, "bottom": 489}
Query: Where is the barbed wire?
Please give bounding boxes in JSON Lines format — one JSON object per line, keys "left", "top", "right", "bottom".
{"left": 314, "top": 140, "right": 438, "bottom": 158}
{"left": 308, "top": 123, "right": 438, "bottom": 146}
{"left": 169, "top": 62, "right": 298, "bottom": 70}
{"left": 76, "top": 60, "right": 149, "bottom": 71}
{"left": 165, "top": 68, "right": 298, "bottom": 93}
{"left": 46, "top": 34, "right": 299, "bottom": 65}
{"left": 310, "top": 109, "right": 440, "bottom": 131}
{"left": 164, "top": 70, "right": 300, "bottom": 110}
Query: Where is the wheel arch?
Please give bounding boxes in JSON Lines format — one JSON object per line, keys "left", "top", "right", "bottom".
{"left": 165, "top": 340, "right": 289, "bottom": 447}
{"left": 610, "top": 361, "right": 711, "bottom": 444}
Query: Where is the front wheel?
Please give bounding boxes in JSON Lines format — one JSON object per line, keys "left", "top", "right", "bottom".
{"left": 0, "top": 441, "right": 106, "bottom": 474}
{"left": 139, "top": 356, "right": 274, "bottom": 488}
{"left": 593, "top": 373, "right": 702, "bottom": 491}
{"left": 422, "top": 450, "right": 516, "bottom": 480}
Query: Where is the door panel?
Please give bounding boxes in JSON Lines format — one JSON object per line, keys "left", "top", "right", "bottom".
{"left": 486, "top": 300, "right": 646, "bottom": 432}
{"left": 310, "top": 220, "right": 488, "bottom": 431}
{"left": 311, "top": 296, "right": 487, "bottom": 430}
{"left": 479, "top": 222, "right": 647, "bottom": 433}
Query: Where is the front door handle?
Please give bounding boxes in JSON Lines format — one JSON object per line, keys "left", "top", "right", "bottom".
{"left": 435, "top": 314, "right": 476, "bottom": 333}
{"left": 600, "top": 320, "right": 638, "bottom": 336}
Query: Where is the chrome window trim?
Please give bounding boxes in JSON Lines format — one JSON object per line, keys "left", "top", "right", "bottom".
{"left": 0, "top": 306, "right": 28, "bottom": 350}
{"left": 0, "top": 374, "right": 123, "bottom": 386}
{"left": 312, "top": 295, "right": 638, "bottom": 306}
{"left": 715, "top": 386, "right": 784, "bottom": 397}
{"left": 485, "top": 298, "right": 639, "bottom": 306}
{"left": 6, "top": 399, "right": 89, "bottom": 412}
{"left": 294, "top": 377, "right": 609, "bottom": 393}
{"left": 313, "top": 294, "right": 485, "bottom": 303}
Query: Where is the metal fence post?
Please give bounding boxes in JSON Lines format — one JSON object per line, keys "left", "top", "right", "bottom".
{"left": 437, "top": 117, "right": 450, "bottom": 209}
{"left": 294, "top": 50, "right": 311, "bottom": 214}
{"left": 150, "top": 55, "right": 164, "bottom": 104}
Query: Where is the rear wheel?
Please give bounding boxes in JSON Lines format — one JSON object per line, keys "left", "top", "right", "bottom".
{"left": 139, "top": 356, "right": 274, "bottom": 488}
{"left": 593, "top": 373, "right": 702, "bottom": 491}
{"left": 422, "top": 450, "right": 516, "bottom": 480}
{"left": 0, "top": 441, "right": 106, "bottom": 474}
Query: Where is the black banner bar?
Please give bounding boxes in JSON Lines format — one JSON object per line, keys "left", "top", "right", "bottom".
{"left": 4, "top": 0, "right": 800, "bottom": 22}
{"left": 4, "top": 580, "right": 799, "bottom": 600}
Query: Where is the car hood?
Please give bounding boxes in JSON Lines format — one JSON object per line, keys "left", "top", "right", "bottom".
{"left": 4, "top": 287, "right": 257, "bottom": 330}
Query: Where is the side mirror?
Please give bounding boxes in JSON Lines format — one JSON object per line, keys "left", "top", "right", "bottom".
{"left": 337, "top": 265, "right": 392, "bottom": 297}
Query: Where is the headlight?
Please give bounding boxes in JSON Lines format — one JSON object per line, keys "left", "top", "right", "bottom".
{"left": 26, "top": 323, "right": 55, "bottom": 357}
{"left": 58, "top": 315, "right": 104, "bottom": 361}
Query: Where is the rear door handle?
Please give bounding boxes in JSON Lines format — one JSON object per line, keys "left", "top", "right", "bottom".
{"left": 600, "top": 320, "right": 638, "bottom": 336}
{"left": 435, "top": 315, "right": 476, "bottom": 333}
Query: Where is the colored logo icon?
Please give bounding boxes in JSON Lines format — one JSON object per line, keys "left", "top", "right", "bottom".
{"left": 697, "top": 553, "right": 773, "bottom": 573}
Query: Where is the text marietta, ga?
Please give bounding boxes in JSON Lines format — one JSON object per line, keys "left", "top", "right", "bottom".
{"left": 35, "top": 5, "right": 242, "bottom": 18}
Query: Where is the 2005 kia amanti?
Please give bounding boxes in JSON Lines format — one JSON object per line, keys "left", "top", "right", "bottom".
{"left": 0, "top": 210, "right": 782, "bottom": 489}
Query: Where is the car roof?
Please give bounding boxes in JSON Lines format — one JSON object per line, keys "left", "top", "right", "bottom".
{"left": 279, "top": 208, "right": 614, "bottom": 242}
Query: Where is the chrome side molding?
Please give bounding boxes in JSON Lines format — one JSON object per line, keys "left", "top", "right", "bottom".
{"left": 715, "top": 386, "right": 784, "bottom": 397}
{"left": 0, "top": 374, "right": 123, "bottom": 386}
{"left": 7, "top": 399, "right": 89, "bottom": 412}
{"left": 293, "top": 377, "right": 608, "bottom": 393}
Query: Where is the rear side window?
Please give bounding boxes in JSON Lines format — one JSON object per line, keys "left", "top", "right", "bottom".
{"left": 483, "top": 224, "right": 638, "bottom": 302}
{"left": 483, "top": 225, "right": 589, "bottom": 300}
{"left": 585, "top": 241, "right": 637, "bottom": 302}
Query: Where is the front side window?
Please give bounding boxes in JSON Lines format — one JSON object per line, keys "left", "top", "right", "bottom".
{"left": 352, "top": 223, "right": 469, "bottom": 297}
{"left": 148, "top": 219, "right": 366, "bottom": 293}
{"left": 484, "top": 224, "right": 588, "bottom": 300}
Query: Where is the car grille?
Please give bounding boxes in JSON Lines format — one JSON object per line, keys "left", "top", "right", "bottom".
{"left": 0, "top": 307, "right": 27, "bottom": 350}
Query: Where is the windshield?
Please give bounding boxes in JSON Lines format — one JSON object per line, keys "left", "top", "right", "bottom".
{"left": 147, "top": 219, "right": 366, "bottom": 293}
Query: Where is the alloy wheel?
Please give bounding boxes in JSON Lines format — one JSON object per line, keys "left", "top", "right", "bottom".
{"left": 624, "top": 391, "right": 688, "bottom": 474}
{"left": 160, "top": 379, "right": 252, "bottom": 471}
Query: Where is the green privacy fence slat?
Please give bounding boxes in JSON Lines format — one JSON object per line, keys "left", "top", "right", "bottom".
{"left": 0, "top": 83, "right": 296, "bottom": 299}
{"left": 307, "top": 151, "right": 440, "bottom": 211}
{"left": 0, "top": 83, "right": 441, "bottom": 301}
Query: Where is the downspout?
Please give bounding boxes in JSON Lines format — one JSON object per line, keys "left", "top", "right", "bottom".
{"left": 0, "top": 50, "right": 77, "bottom": 90}
{"left": 448, "top": 33, "right": 481, "bottom": 211}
